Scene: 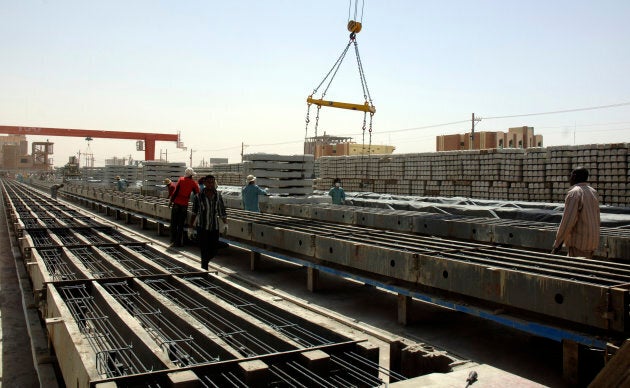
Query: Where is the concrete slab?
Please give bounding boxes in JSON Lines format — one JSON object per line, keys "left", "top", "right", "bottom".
{"left": 389, "top": 363, "right": 546, "bottom": 387}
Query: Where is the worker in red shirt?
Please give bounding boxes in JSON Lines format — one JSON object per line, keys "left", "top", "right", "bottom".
{"left": 168, "top": 168, "right": 200, "bottom": 247}
{"left": 164, "top": 178, "right": 176, "bottom": 199}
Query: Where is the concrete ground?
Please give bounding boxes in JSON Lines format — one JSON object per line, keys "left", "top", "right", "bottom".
{"left": 0, "top": 201, "right": 40, "bottom": 387}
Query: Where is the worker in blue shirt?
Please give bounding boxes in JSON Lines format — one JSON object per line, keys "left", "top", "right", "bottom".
{"left": 329, "top": 178, "right": 346, "bottom": 205}
{"left": 242, "top": 175, "right": 268, "bottom": 212}
{"left": 115, "top": 176, "right": 127, "bottom": 191}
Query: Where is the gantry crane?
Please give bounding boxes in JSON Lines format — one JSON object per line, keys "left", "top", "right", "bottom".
{"left": 0, "top": 125, "right": 183, "bottom": 161}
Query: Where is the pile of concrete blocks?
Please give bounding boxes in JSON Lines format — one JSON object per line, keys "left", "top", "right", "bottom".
{"left": 192, "top": 167, "right": 243, "bottom": 187}
{"left": 143, "top": 160, "right": 186, "bottom": 185}
{"left": 523, "top": 147, "right": 550, "bottom": 201}
{"left": 596, "top": 144, "right": 628, "bottom": 206}
{"left": 242, "top": 153, "right": 314, "bottom": 195}
{"left": 314, "top": 143, "right": 630, "bottom": 207}
{"left": 500, "top": 149, "right": 524, "bottom": 182}
{"left": 104, "top": 165, "right": 142, "bottom": 187}
{"left": 479, "top": 149, "right": 501, "bottom": 181}
{"left": 547, "top": 146, "right": 574, "bottom": 202}
{"left": 210, "top": 162, "right": 243, "bottom": 173}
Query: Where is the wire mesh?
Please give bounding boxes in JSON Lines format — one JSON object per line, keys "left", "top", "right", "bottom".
{"left": 101, "top": 280, "right": 220, "bottom": 366}
{"left": 58, "top": 283, "right": 154, "bottom": 377}
{"left": 143, "top": 278, "right": 280, "bottom": 357}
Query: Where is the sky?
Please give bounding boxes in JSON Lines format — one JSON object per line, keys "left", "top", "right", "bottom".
{"left": 1, "top": 0, "right": 629, "bottom": 168}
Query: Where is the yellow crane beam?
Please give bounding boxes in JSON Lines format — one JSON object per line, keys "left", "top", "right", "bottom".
{"left": 306, "top": 97, "right": 376, "bottom": 114}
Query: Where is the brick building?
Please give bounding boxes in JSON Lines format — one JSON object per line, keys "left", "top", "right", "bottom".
{"left": 304, "top": 133, "right": 395, "bottom": 159}
{"left": 436, "top": 126, "right": 543, "bottom": 151}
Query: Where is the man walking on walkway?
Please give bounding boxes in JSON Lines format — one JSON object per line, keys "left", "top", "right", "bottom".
{"left": 169, "top": 167, "right": 200, "bottom": 247}
{"left": 190, "top": 175, "right": 227, "bottom": 270}
{"left": 552, "top": 167, "right": 600, "bottom": 259}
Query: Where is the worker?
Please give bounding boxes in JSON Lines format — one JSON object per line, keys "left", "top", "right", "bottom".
{"left": 189, "top": 175, "right": 228, "bottom": 270}
{"left": 50, "top": 183, "right": 64, "bottom": 200}
{"left": 115, "top": 176, "right": 127, "bottom": 192}
{"left": 328, "top": 178, "right": 346, "bottom": 205}
{"left": 551, "top": 167, "right": 600, "bottom": 259}
{"left": 242, "top": 175, "right": 269, "bottom": 212}
{"left": 164, "top": 178, "right": 175, "bottom": 199}
{"left": 169, "top": 167, "right": 200, "bottom": 247}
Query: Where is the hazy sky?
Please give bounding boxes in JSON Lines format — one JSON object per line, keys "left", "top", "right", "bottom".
{"left": 1, "top": 0, "right": 629, "bottom": 167}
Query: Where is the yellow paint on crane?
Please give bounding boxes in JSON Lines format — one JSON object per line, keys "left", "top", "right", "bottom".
{"left": 307, "top": 96, "right": 375, "bottom": 113}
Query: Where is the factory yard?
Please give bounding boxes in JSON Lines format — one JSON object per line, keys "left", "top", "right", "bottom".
{"left": 1, "top": 176, "right": 629, "bottom": 387}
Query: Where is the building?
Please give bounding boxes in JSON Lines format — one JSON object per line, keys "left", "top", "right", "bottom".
{"left": 0, "top": 135, "right": 54, "bottom": 171}
{"left": 0, "top": 135, "right": 28, "bottom": 169}
{"left": 304, "top": 132, "right": 395, "bottom": 159}
{"left": 436, "top": 126, "right": 543, "bottom": 151}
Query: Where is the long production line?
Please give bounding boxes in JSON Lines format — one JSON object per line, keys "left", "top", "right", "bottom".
{"left": 50, "top": 180, "right": 630, "bottom": 351}
{"left": 2, "top": 178, "right": 403, "bottom": 387}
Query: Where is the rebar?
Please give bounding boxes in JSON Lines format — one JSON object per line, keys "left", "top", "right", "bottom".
{"left": 58, "top": 283, "right": 153, "bottom": 377}
{"left": 143, "top": 278, "right": 279, "bottom": 357}
{"left": 51, "top": 228, "right": 83, "bottom": 245}
{"left": 101, "top": 280, "right": 220, "bottom": 366}
{"left": 69, "top": 246, "right": 117, "bottom": 278}
{"left": 183, "top": 276, "right": 335, "bottom": 348}
{"left": 97, "top": 246, "right": 160, "bottom": 276}
{"left": 36, "top": 248, "right": 77, "bottom": 281}
{"left": 126, "top": 244, "right": 191, "bottom": 274}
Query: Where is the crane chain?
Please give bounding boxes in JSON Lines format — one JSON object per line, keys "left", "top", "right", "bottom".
{"left": 312, "top": 41, "right": 353, "bottom": 98}
{"left": 353, "top": 40, "right": 373, "bottom": 105}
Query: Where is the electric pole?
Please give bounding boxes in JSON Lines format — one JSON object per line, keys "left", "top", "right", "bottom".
{"left": 470, "top": 113, "right": 482, "bottom": 150}
{"left": 241, "top": 142, "right": 249, "bottom": 162}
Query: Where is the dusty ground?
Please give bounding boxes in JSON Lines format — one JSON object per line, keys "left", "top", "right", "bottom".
{"left": 0, "top": 201, "right": 40, "bottom": 387}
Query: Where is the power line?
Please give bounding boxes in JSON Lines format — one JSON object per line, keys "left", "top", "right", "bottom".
{"left": 338, "top": 119, "right": 470, "bottom": 137}
{"left": 159, "top": 101, "right": 630, "bottom": 157}
{"left": 482, "top": 101, "right": 630, "bottom": 120}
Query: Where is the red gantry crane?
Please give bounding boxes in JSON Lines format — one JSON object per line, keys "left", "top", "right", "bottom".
{"left": 0, "top": 125, "right": 183, "bottom": 161}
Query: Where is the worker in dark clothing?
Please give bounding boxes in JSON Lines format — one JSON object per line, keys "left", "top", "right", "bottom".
{"left": 189, "top": 175, "right": 227, "bottom": 270}
{"left": 168, "top": 167, "right": 200, "bottom": 247}
{"left": 329, "top": 178, "right": 346, "bottom": 205}
{"left": 50, "top": 183, "right": 64, "bottom": 199}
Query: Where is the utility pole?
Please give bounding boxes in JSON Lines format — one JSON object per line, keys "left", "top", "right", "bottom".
{"left": 470, "top": 113, "right": 482, "bottom": 150}
{"left": 241, "top": 142, "right": 249, "bottom": 162}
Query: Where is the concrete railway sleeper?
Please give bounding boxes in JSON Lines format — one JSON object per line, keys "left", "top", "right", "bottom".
{"left": 2, "top": 178, "right": 401, "bottom": 387}
{"left": 31, "top": 179, "right": 630, "bottom": 340}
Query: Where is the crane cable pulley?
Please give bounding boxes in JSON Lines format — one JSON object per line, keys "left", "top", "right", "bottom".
{"left": 305, "top": 0, "right": 375, "bottom": 181}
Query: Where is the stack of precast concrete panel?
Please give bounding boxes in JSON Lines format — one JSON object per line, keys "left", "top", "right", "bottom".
{"left": 315, "top": 143, "right": 630, "bottom": 207}
{"left": 243, "top": 153, "right": 314, "bottom": 195}
{"left": 142, "top": 160, "right": 186, "bottom": 191}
